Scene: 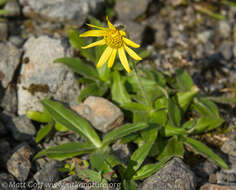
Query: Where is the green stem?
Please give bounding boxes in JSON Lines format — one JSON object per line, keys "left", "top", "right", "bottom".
{"left": 131, "top": 62, "right": 151, "bottom": 107}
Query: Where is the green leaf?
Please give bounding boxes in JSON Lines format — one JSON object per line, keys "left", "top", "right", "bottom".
{"left": 149, "top": 110, "right": 167, "bottom": 126}
{"left": 175, "top": 69, "right": 193, "bottom": 91}
{"left": 77, "top": 168, "right": 102, "bottom": 182}
{"left": 0, "top": 9, "right": 7, "bottom": 16}
{"left": 164, "top": 124, "right": 187, "bottom": 137}
{"left": 194, "top": 4, "right": 226, "bottom": 20}
{"left": 193, "top": 117, "right": 224, "bottom": 133}
{"left": 168, "top": 98, "right": 182, "bottom": 127}
{"left": 121, "top": 102, "right": 152, "bottom": 112}
{"left": 90, "top": 152, "right": 113, "bottom": 174}
{"left": 193, "top": 97, "right": 219, "bottom": 117}
{"left": 34, "top": 142, "right": 96, "bottom": 160}
{"left": 121, "top": 133, "right": 139, "bottom": 144}
{"left": 182, "top": 120, "right": 196, "bottom": 130}
{"left": 133, "top": 156, "right": 171, "bottom": 180}
{"left": 35, "top": 123, "right": 53, "bottom": 143}
{"left": 78, "top": 82, "right": 108, "bottom": 103}
{"left": 97, "top": 61, "right": 111, "bottom": 82}
{"left": 133, "top": 111, "right": 149, "bottom": 123}
{"left": 26, "top": 110, "right": 52, "bottom": 123}
{"left": 55, "top": 122, "right": 68, "bottom": 132}
{"left": 68, "top": 28, "right": 95, "bottom": 62}
{"left": 0, "top": 0, "right": 6, "bottom": 6}
{"left": 125, "top": 128, "right": 158, "bottom": 179}
{"left": 177, "top": 86, "right": 199, "bottom": 112}
{"left": 154, "top": 97, "right": 168, "bottom": 110}
{"left": 54, "top": 57, "right": 99, "bottom": 81}
{"left": 102, "top": 123, "right": 148, "bottom": 146}
{"left": 106, "top": 154, "right": 122, "bottom": 168}
{"left": 122, "top": 180, "right": 137, "bottom": 190}
{"left": 184, "top": 137, "right": 228, "bottom": 169}
{"left": 111, "top": 71, "right": 131, "bottom": 105}
{"left": 41, "top": 99, "right": 102, "bottom": 148}
{"left": 158, "top": 136, "right": 184, "bottom": 160}
{"left": 207, "top": 96, "right": 236, "bottom": 104}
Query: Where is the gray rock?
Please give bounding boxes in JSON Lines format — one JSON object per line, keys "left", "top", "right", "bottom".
{"left": 72, "top": 96, "right": 124, "bottom": 133}
{"left": 52, "top": 175, "right": 79, "bottom": 190}
{"left": 0, "top": 22, "right": 8, "bottom": 42}
{"left": 4, "top": 0, "right": 21, "bottom": 17}
{"left": 17, "top": 36, "right": 79, "bottom": 115}
{"left": 233, "top": 45, "right": 236, "bottom": 59}
{"left": 218, "top": 21, "right": 231, "bottom": 39}
{"left": 19, "top": 0, "right": 104, "bottom": 26}
{"left": 200, "top": 183, "right": 236, "bottom": 190}
{"left": 7, "top": 143, "right": 33, "bottom": 181}
{"left": 216, "top": 169, "right": 236, "bottom": 184}
{"left": 197, "top": 30, "right": 213, "bottom": 44}
{"left": 0, "top": 84, "right": 17, "bottom": 113}
{"left": 0, "top": 139, "right": 11, "bottom": 167}
{"left": 34, "top": 160, "right": 63, "bottom": 188}
{"left": 221, "top": 139, "right": 236, "bottom": 157}
{"left": 121, "top": 20, "right": 145, "bottom": 44}
{"left": 0, "top": 112, "right": 36, "bottom": 141}
{"left": 219, "top": 41, "right": 233, "bottom": 60}
{"left": 0, "top": 173, "right": 17, "bottom": 190}
{"left": 111, "top": 140, "right": 130, "bottom": 165}
{"left": 115, "top": 0, "right": 151, "bottom": 21}
{"left": 138, "top": 158, "right": 196, "bottom": 190}
{"left": 9, "top": 36, "right": 24, "bottom": 48}
{"left": 0, "top": 42, "right": 22, "bottom": 88}
{"left": 0, "top": 120, "right": 7, "bottom": 136}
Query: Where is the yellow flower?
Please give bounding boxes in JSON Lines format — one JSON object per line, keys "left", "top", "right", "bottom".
{"left": 80, "top": 17, "right": 142, "bottom": 73}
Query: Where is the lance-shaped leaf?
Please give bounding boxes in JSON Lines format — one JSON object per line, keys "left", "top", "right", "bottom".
{"left": 41, "top": 99, "right": 102, "bottom": 148}
{"left": 111, "top": 71, "right": 131, "bottom": 105}
{"left": 26, "top": 110, "right": 52, "bottom": 123}
{"left": 168, "top": 99, "right": 182, "bottom": 127}
{"left": 102, "top": 122, "right": 148, "bottom": 146}
{"left": 35, "top": 123, "right": 53, "bottom": 143}
{"left": 184, "top": 137, "right": 228, "bottom": 169}
{"left": 133, "top": 156, "right": 171, "bottom": 180}
{"left": 34, "top": 142, "right": 96, "bottom": 161}
{"left": 54, "top": 57, "right": 99, "bottom": 81}
{"left": 125, "top": 128, "right": 158, "bottom": 179}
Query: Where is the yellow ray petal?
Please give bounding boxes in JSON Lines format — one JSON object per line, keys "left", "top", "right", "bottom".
{"left": 87, "top": 24, "right": 107, "bottom": 30}
{"left": 124, "top": 44, "right": 142, "bottom": 61}
{"left": 106, "top": 16, "right": 116, "bottom": 30}
{"left": 82, "top": 39, "right": 105, "bottom": 49}
{"left": 118, "top": 47, "right": 131, "bottom": 73}
{"left": 80, "top": 30, "right": 105, "bottom": 37}
{"left": 123, "top": 37, "right": 140, "bottom": 48}
{"left": 97, "top": 46, "right": 113, "bottom": 68}
{"left": 108, "top": 49, "right": 117, "bottom": 68}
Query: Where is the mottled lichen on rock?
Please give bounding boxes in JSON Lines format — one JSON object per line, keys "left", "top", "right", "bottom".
{"left": 23, "top": 84, "right": 49, "bottom": 95}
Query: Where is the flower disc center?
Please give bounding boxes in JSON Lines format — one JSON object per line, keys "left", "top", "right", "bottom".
{"left": 104, "top": 30, "right": 123, "bottom": 49}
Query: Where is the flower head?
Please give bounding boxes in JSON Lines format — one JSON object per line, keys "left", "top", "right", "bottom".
{"left": 80, "top": 17, "right": 142, "bottom": 73}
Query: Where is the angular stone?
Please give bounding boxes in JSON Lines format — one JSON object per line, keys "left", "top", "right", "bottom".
{"left": 221, "top": 139, "right": 236, "bottom": 157}
{"left": 115, "top": 0, "right": 151, "bottom": 21}
{"left": 216, "top": 169, "right": 236, "bottom": 184}
{"left": 19, "top": 0, "right": 104, "bottom": 26}
{"left": 138, "top": 158, "right": 196, "bottom": 190}
{"left": 52, "top": 175, "right": 79, "bottom": 190}
{"left": 72, "top": 96, "right": 124, "bottom": 133}
{"left": 34, "top": 160, "right": 63, "bottom": 186}
{"left": 7, "top": 143, "right": 33, "bottom": 181}
{"left": 111, "top": 140, "right": 130, "bottom": 165}
{"left": 0, "top": 112, "right": 36, "bottom": 141}
{"left": 0, "top": 173, "right": 17, "bottom": 190}
{"left": 0, "top": 22, "right": 8, "bottom": 42}
{"left": 4, "top": 0, "right": 21, "bottom": 17}
{"left": 0, "top": 42, "right": 22, "bottom": 88}
{"left": 218, "top": 21, "right": 231, "bottom": 39}
{"left": 200, "top": 183, "right": 236, "bottom": 190}
{"left": 0, "top": 84, "right": 17, "bottom": 113}
{"left": 219, "top": 41, "right": 233, "bottom": 60}
{"left": 17, "top": 36, "right": 79, "bottom": 115}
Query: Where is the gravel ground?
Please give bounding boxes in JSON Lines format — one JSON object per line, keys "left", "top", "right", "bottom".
{"left": 1, "top": 0, "right": 236, "bottom": 189}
